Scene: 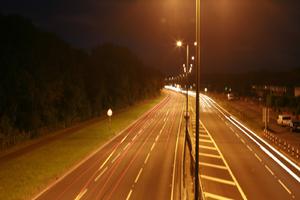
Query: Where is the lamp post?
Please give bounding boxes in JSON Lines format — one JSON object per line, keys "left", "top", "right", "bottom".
{"left": 177, "top": 41, "right": 191, "bottom": 145}
{"left": 195, "top": 0, "right": 201, "bottom": 199}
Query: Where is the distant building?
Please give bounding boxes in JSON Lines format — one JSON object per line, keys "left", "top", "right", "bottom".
{"left": 251, "top": 85, "right": 288, "bottom": 97}
{"left": 295, "top": 87, "right": 300, "bottom": 97}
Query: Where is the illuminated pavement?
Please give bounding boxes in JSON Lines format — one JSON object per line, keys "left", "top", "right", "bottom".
{"left": 194, "top": 93, "right": 300, "bottom": 200}
{"left": 34, "top": 90, "right": 185, "bottom": 200}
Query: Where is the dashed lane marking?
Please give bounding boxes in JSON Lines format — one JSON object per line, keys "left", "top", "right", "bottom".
{"left": 99, "top": 148, "right": 116, "bottom": 170}
{"left": 144, "top": 153, "right": 150, "bottom": 164}
{"left": 111, "top": 153, "right": 121, "bottom": 164}
{"left": 123, "top": 143, "right": 130, "bottom": 151}
{"left": 74, "top": 189, "right": 87, "bottom": 200}
{"left": 265, "top": 165, "right": 274, "bottom": 176}
{"left": 278, "top": 179, "right": 292, "bottom": 195}
{"left": 134, "top": 168, "right": 143, "bottom": 183}
{"left": 201, "top": 175, "right": 236, "bottom": 186}
{"left": 254, "top": 153, "right": 262, "bottom": 162}
{"left": 151, "top": 142, "right": 156, "bottom": 151}
{"left": 126, "top": 189, "right": 133, "bottom": 200}
{"left": 199, "top": 162, "right": 227, "bottom": 170}
{"left": 246, "top": 145, "right": 253, "bottom": 152}
{"left": 94, "top": 167, "right": 108, "bottom": 182}
{"left": 120, "top": 135, "right": 128, "bottom": 144}
{"left": 204, "top": 192, "right": 234, "bottom": 200}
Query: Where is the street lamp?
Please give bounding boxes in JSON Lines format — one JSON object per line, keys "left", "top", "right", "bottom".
{"left": 195, "top": 0, "right": 201, "bottom": 199}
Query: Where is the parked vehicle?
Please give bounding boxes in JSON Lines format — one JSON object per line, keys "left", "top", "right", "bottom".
{"left": 289, "top": 120, "right": 300, "bottom": 132}
{"left": 277, "top": 115, "right": 292, "bottom": 126}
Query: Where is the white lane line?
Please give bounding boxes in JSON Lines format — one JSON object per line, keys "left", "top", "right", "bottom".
{"left": 278, "top": 179, "right": 292, "bottom": 195}
{"left": 94, "top": 167, "right": 108, "bottom": 182}
{"left": 120, "top": 135, "right": 128, "bottom": 144}
{"left": 74, "top": 189, "right": 87, "bottom": 200}
{"left": 240, "top": 138, "right": 245, "bottom": 144}
{"left": 229, "top": 127, "right": 235, "bottom": 132}
{"left": 138, "top": 129, "right": 143, "bottom": 134}
{"left": 160, "top": 122, "right": 167, "bottom": 134}
{"left": 135, "top": 168, "right": 143, "bottom": 183}
{"left": 99, "top": 148, "right": 116, "bottom": 170}
{"left": 235, "top": 133, "right": 240, "bottom": 138}
{"left": 132, "top": 134, "right": 138, "bottom": 142}
{"left": 144, "top": 153, "right": 150, "bottom": 164}
{"left": 111, "top": 152, "right": 121, "bottom": 164}
{"left": 199, "top": 162, "right": 227, "bottom": 170}
{"left": 171, "top": 104, "right": 184, "bottom": 200}
{"left": 123, "top": 143, "right": 130, "bottom": 151}
{"left": 200, "top": 121, "right": 247, "bottom": 200}
{"left": 246, "top": 145, "right": 253, "bottom": 152}
{"left": 204, "top": 192, "right": 234, "bottom": 200}
{"left": 155, "top": 135, "right": 159, "bottom": 142}
{"left": 126, "top": 189, "right": 133, "bottom": 200}
{"left": 200, "top": 175, "right": 235, "bottom": 186}
{"left": 150, "top": 142, "right": 156, "bottom": 151}
{"left": 199, "top": 152, "right": 222, "bottom": 159}
{"left": 199, "top": 130, "right": 206, "bottom": 133}
{"left": 254, "top": 153, "right": 262, "bottom": 162}
{"left": 227, "top": 116, "right": 300, "bottom": 183}
{"left": 164, "top": 117, "right": 167, "bottom": 122}
{"left": 265, "top": 165, "right": 274, "bottom": 176}
{"left": 199, "top": 135, "right": 210, "bottom": 138}
{"left": 199, "top": 145, "right": 217, "bottom": 151}
{"left": 199, "top": 139, "right": 213, "bottom": 143}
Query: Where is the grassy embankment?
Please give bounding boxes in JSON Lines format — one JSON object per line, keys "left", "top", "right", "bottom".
{"left": 0, "top": 93, "right": 165, "bottom": 200}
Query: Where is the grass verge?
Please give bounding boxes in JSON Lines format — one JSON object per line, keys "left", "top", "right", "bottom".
{"left": 0, "top": 93, "right": 165, "bottom": 200}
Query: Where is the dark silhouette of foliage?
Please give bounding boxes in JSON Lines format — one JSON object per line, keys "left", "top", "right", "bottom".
{"left": 0, "top": 14, "right": 163, "bottom": 149}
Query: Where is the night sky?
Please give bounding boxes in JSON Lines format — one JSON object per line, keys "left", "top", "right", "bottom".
{"left": 1, "top": 0, "right": 300, "bottom": 74}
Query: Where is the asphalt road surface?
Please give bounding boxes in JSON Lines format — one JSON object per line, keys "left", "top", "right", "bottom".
{"left": 190, "top": 93, "right": 300, "bottom": 200}
{"left": 34, "top": 90, "right": 185, "bottom": 200}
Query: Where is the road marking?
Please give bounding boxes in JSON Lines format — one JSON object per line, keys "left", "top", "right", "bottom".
{"left": 74, "top": 189, "right": 87, "bottom": 200}
{"left": 126, "top": 189, "right": 133, "bottom": 200}
{"left": 132, "top": 135, "right": 138, "bottom": 141}
{"left": 254, "top": 153, "right": 262, "bottom": 162}
{"left": 246, "top": 145, "right": 253, "bottom": 152}
{"left": 278, "top": 179, "right": 292, "bottom": 194}
{"left": 111, "top": 153, "right": 121, "bottom": 164}
{"left": 199, "top": 139, "right": 213, "bottom": 143}
{"left": 99, "top": 148, "right": 116, "bottom": 170}
{"left": 199, "top": 145, "right": 217, "bottom": 151}
{"left": 200, "top": 121, "right": 247, "bottom": 200}
{"left": 164, "top": 117, "right": 167, "bottom": 122}
{"left": 229, "top": 127, "right": 235, "bottom": 132}
{"left": 123, "top": 143, "right": 130, "bottom": 151}
{"left": 138, "top": 129, "right": 143, "bottom": 134}
{"left": 199, "top": 130, "right": 206, "bottom": 133}
{"left": 171, "top": 104, "right": 184, "bottom": 200}
{"left": 235, "top": 133, "right": 240, "bottom": 138}
{"left": 155, "top": 135, "right": 159, "bottom": 142}
{"left": 199, "top": 152, "right": 221, "bottom": 159}
{"left": 94, "top": 167, "right": 108, "bottom": 182}
{"left": 199, "top": 162, "right": 227, "bottom": 170}
{"left": 201, "top": 175, "right": 235, "bottom": 186}
{"left": 265, "top": 165, "right": 274, "bottom": 176}
{"left": 240, "top": 138, "right": 245, "bottom": 144}
{"left": 144, "top": 153, "right": 150, "bottom": 164}
{"left": 134, "top": 168, "right": 143, "bottom": 183}
{"left": 120, "top": 135, "right": 128, "bottom": 144}
{"left": 150, "top": 142, "right": 156, "bottom": 151}
{"left": 204, "top": 192, "right": 234, "bottom": 200}
{"left": 199, "top": 134, "right": 210, "bottom": 138}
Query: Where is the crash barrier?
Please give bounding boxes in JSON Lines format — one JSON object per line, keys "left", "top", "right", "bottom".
{"left": 263, "top": 130, "right": 300, "bottom": 163}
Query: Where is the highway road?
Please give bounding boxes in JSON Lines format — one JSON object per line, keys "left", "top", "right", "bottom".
{"left": 34, "top": 90, "right": 185, "bottom": 200}
{"left": 188, "top": 92, "right": 300, "bottom": 200}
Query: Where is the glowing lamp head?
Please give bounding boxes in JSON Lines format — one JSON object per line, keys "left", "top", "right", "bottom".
{"left": 107, "top": 108, "right": 113, "bottom": 117}
{"left": 176, "top": 41, "right": 183, "bottom": 47}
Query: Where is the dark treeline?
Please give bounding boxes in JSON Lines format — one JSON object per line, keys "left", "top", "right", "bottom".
{"left": 199, "top": 69, "right": 300, "bottom": 95}
{"left": 0, "top": 14, "right": 162, "bottom": 149}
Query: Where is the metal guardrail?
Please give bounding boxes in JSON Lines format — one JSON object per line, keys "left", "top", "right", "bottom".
{"left": 263, "top": 130, "right": 300, "bottom": 163}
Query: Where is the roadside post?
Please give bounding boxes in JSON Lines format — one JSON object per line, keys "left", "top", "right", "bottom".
{"left": 107, "top": 108, "right": 113, "bottom": 130}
